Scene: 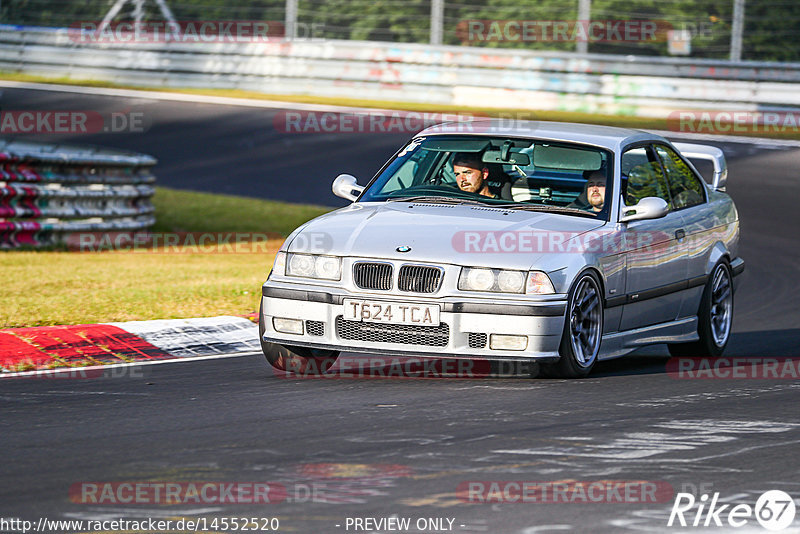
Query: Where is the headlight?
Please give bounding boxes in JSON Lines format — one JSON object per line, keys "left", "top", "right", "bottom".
{"left": 497, "top": 270, "right": 525, "bottom": 292}
{"left": 315, "top": 256, "right": 341, "bottom": 279}
{"left": 465, "top": 268, "right": 494, "bottom": 291}
{"left": 286, "top": 253, "right": 341, "bottom": 280}
{"left": 288, "top": 253, "right": 315, "bottom": 277}
{"left": 458, "top": 267, "right": 554, "bottom": 294}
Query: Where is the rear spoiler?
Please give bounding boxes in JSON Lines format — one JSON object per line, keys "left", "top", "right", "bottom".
{"left": 672, "top": 142, "right": 728, "bottom": 191}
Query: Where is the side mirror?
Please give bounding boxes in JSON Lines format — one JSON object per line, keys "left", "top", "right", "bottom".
{"left": 619, "top": 197, "right": 669, "bottom": 223}
{"left": 332, "top": 174, "right": 364, "bottom": 202}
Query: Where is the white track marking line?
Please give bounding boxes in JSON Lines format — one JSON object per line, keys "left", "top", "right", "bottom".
{"left": 0, "top": 80, "right": 414, "bottom": 114}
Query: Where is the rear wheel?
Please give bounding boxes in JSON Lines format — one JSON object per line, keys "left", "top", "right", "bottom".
{"left": 668, "top": 260, "right": 733, "bottom": 358}
{"left": 542, "top": 271, "right": 603, "bottom": 378}
{"left": 258, "top": 302, "right": 339, "bottom": 375}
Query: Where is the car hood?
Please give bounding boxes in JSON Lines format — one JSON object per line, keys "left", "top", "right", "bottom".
{"left": 287, "top": 202, "right": 607, "bottom": 271}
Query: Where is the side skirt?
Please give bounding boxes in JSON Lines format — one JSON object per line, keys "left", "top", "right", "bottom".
{"left": 598, "top": 317, "right": 699, "bottom": 361}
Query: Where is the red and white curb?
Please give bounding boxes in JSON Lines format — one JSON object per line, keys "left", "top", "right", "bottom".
{"left": 0, "top": 316, "right": 260, "bottom": 376}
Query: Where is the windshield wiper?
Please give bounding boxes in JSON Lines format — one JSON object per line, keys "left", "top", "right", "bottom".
{"left": 386, "top": 196, "right": 492, "bottom": 206}
{"left": 492, "top": 203, "right": 600, "bottom": 218}
{"left": 386, "top": 196, "right": 598, "bottom": 218}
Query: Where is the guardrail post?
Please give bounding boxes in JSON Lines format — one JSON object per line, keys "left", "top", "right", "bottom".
{"left": 285, "top": 0, "right": 298, "bottom": 41}
{"left": 430, "top": 0, "right": 444, "bottom": 46}
{"left": 576, "top": 0, "right": 591, "bottom": 54}
{"left": 730, "top": 0, "right": 745, "bottom": 62}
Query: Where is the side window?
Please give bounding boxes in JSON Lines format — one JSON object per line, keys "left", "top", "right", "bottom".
{"left": 655, "top": 145, "right": 706, "bottom": 210}
{"left": 380, "top": 148, "right": 437, "bottom": 193}
{"left": 621, "top": 146, "right": 672, "bottom": 208}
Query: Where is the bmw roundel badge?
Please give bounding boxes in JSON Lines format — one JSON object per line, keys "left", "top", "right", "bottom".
{"left": 396, "top": 245, "right": 411, "bottom": 253}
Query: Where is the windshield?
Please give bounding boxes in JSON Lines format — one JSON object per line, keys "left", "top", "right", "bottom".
{"left": 359, "top": 135, "right": 613, "bottom": 219}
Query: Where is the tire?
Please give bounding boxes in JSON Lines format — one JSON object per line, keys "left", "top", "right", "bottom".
{"left": 668, "top": 260, "right": 733, "bottom": 358}
{"left": 541, "top": 271, "right": 604, "bottom": 378}
{"left": 258, "top": 302, "right": 339, "bottom": 375}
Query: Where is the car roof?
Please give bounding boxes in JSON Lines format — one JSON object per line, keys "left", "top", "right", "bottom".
{"left": 417, "top": 119, "right": 667, "bottom": 152}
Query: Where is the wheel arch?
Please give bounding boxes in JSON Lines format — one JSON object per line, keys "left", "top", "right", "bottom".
{"left": 562, "top": 265, "right": 607, "bottom": 322}
{"left": 706, "top": 241, "right": 732, "bottom": 276}
{"left": 569, "top": 266, "right": 607, "bottom": 300}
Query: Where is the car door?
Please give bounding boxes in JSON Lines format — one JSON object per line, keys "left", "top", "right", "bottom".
{"left": 619, "top": 145, "right": 688, "bottom": 331}
{"left": 654, "top": 144, "right": 711, "bottom": 319}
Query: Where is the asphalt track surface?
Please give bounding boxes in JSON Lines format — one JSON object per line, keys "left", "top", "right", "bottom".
{"left": 2, "top": 87, "right": 800, "bottom": 533}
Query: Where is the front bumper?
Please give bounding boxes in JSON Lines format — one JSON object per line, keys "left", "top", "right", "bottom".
{"left": 261, "top": 283, "right": 567, "bottom": 361}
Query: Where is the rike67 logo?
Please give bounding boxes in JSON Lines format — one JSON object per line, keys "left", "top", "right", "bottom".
{"left": 668, "top": 490, "right": 796, "bottom": 531}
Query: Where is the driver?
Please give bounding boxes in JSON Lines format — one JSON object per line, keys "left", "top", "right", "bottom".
{"left": 452, "top": 153, "right": 497, "bottom": 198}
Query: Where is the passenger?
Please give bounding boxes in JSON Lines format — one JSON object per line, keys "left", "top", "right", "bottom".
{"left": 583, "top": 169, "right": 606, "bottom": 212}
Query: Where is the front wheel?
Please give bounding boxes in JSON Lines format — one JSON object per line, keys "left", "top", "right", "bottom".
{"left": 668, "top": 260, "right": 733, "bottom": 358}
{"left": 542, "top": 271, "right": 604, "bottom": 378}
{"left": 258, "top": 302, "right": 339, "bottom": 375}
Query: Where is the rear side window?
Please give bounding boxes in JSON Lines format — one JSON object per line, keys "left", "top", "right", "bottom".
{"left": 655, "top": 145, "right": 706, "bottom": 210}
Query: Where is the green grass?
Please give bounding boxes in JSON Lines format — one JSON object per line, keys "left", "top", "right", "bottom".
{"left": 5, "top": 71, "right": 800, "bottom": 140}
{"left": 0, "top": 187, "right": 333, "bottom": 328}
{"left": 151, "top": 187, "right": 331, "bottom": 234}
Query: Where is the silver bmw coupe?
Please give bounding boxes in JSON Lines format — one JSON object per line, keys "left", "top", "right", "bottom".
{"left": 259, "top": 120, "right": 744, "bottom": 378}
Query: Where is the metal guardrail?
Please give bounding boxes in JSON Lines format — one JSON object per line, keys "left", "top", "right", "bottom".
{"left": 0, "top": 137, "right": 156, "bottom": 248}
{"left": 0, "top": 26, "right": 799, "bottom": 117}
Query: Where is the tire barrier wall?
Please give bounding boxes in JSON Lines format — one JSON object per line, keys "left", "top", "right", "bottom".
{"left": 1, "top": 25, "right": 799, "bottom": 117}
{"left": 0, "top": 138, "right": 156, "bottom": 248}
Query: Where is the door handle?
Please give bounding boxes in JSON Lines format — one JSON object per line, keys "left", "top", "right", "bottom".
{"left": 675, "top": 229, "right": 686, "bottom": 240}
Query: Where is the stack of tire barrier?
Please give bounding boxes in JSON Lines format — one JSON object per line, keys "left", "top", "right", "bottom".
{"left": 0, "top": 138, "right": 156, "bottom": 248}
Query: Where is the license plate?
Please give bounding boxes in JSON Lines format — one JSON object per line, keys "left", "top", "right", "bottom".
{"left": 343, "top": 299, "right": 440, "bottom": 326}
